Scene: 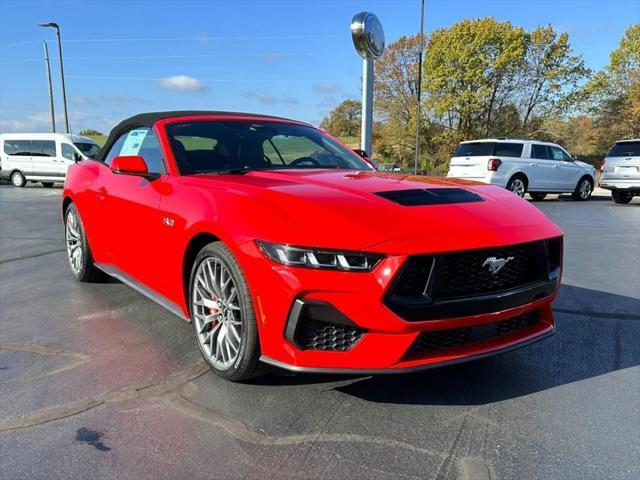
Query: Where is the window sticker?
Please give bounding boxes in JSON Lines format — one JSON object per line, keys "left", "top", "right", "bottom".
{"left": 120, "top": 128, "right": 148, "bottom": 156}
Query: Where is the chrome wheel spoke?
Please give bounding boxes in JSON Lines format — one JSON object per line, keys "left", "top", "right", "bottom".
{"left": 66, "top": 211, "right": 83, "bottom": 275}
{"left": 192, "top": 256, "right": 243, "bottom": 371}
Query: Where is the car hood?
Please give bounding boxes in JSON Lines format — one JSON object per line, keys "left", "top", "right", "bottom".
{"left": 189, "top": 169, "right": 562, "bottom": 254}
{"left": 574, "top": 160, "right": 594, "bottom": 171}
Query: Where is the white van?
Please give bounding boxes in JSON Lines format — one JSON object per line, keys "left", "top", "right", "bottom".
{"left": 447, "top": 138, "right": 596, "bottom": 200}
{"left": 0, "top": 133, "right": 100, "bottom": 187}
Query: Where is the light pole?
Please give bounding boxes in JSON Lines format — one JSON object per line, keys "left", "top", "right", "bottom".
{"left": 38, "top": 22, "right": 69, "bottom": 133}
{"left": 414, "top": 0, "right": 425, "bottom": 174}
{"left": 351, "top": 12, "right": 385, "bottom": 159}
{"left": 42, "top": 41, "right": 56, "bottom": 133}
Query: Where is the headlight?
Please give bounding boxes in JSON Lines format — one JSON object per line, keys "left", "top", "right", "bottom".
{"left": 256, "top": 241, "right": 383, "bottom": 272}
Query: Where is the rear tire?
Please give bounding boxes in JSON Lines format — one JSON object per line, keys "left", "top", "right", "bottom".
{"left": 529, "top": 192, "right": 547, "bottom": 201}
{"left": 506, "top": 174, "right": 527, "bottom": 197}
{"left": 41, "top": 182, "right": 54, "bottom": 188}
{"left": 572, "top": 176, "right": 593, "bottom": 201}
{"left": 611, "top": 190, "right": 633, "bottom": 204}
{"left": 189, "top": 241, "right": 262, "bottom": 382}
{"left": 11, "top": 171, "right": 26, "bottom": 188}
{"left": 64, "top": 203, "right": 108, "bottom": 282}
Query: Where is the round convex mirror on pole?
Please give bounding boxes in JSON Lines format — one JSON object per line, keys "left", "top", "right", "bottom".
{"left": 351, "top": 12, "right": 385, "bottom": 161}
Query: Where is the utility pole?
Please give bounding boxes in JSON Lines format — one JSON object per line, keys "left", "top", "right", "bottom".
{"left": 414, "top": 0, "right": 425, "bottom": 174}
{"left": 42, "top": 41, "right": 56, "bottom": 133}
{"left": 38, "top": 22, "right": 69, "bottom": 133}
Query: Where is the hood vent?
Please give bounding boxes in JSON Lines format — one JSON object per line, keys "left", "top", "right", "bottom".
{"left": 375, "top": 188, "right": 483, "bottom": 206}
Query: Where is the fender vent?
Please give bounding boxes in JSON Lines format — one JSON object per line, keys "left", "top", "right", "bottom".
{"left": 375, "top": 188, "right": 483, "bottom": 206}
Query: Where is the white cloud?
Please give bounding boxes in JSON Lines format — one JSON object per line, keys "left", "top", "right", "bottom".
{"left": 313, "top": 83, "right": 343, "bottom": 94}
{"left": 243, "top": 91, "right": 298, "bottom": 105}
{"left": 154, "top": 75, "right": 207, "bottom": 92}
{"left": 0, "top": 112, "right": 52, "bottom": 132}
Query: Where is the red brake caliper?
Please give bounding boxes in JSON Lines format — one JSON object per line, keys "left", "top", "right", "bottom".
{"left": 208, "top": 294, "right": 221, "bottom": 331}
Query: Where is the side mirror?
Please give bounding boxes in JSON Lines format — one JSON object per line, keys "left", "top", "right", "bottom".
{"left": 74, "top": 152, "right": 83, "bottom": 163}
{"left": 353, "top": 148, "right": 368, "bottom": 158}
{"left": 110, "top": 155, "right": 149, "bottom": 176}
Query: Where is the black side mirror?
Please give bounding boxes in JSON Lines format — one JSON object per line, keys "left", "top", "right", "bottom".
{"left": 353, "top": 148, "right": 368, "bottom": 158}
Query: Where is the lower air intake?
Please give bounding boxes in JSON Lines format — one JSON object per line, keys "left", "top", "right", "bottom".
{"left": 296, "top": 319, "right": 365, "bottom": 352}
{"left": 405, "top": 311, "right": 539, "bottom": 358}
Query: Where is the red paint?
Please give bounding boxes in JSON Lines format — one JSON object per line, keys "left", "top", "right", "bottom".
{"left": 63, "top": 113, "right": 563, "bottom": 372}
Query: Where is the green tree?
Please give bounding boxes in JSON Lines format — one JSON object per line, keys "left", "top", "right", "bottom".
{"left": 518, "top": 26, "right": 589, "bottom": 131}
{"left": 319, "top": 99, "right": 361, "bottom": 138}
{"left": 373, "top": 34, "right": 424, "bottom": 167}
{"left": 423, "top": 18, "right": 526, "bottom": 138}
{"left": 79, "top": 128, "right": 103, "bottom": 136}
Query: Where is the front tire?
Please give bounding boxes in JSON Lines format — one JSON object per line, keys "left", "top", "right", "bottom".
{"left": 189, "top": 241, "right": 261, "bottom": 382}
{"left": 11, "top": 171, "right": 26, "bottom": 188}
{"left": 572, "top": 177, "right": 593, "bottom": 201}
{"left": 506, "top": 174, "right": 527, "bottom": 197}
{"left": 65, "top": 203, "right": 108, "bottom": 282}
{"left": 611, "top": 190, "right": 633, "bottom": 204}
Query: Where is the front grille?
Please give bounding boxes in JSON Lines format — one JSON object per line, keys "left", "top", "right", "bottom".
{"left": 384, "top": 239, "right": 560, "bottom": 321}
{"left": 295, "top": 319, "right": 365, "bottom": 352}
{"left": 405, "top": 311, "right": 539, "bottom": 358}
{"left": 434, "top": 242, "right": 542, "bottom": 299}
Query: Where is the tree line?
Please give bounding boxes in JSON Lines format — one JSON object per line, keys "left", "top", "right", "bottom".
{"left": 320, "top": 19, "right": 639, "bottom": 173}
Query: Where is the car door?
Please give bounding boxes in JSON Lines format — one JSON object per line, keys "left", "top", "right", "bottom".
{"left": 2, "top": 139, "right": 33, "bottom": 176}
{"left": 31, "top": 139, "right": 60, "bottom": 178}
{"left": 528, "top": 144, "right": 554, "bottom": 190}
{"left": 548, "top": 145, "right": 580, "bottom": 191}
{"left": 100, "top": 127, "right": 169, "bottom": 289}
{"left": 60, "top": 142, "right": 81, "bottom": 174}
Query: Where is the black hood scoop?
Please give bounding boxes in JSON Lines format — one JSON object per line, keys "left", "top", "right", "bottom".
{"left": 375, "top": 188, "right": 484, "bottom": 206}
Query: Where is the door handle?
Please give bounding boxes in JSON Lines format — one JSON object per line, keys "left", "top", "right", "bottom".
{"left": 96, "top": 186, "right": 107, "bottom": 200}
{"left": 552, "top": 165, "right": 558, "bottom": 169}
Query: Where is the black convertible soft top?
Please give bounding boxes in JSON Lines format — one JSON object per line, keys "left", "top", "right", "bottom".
{"left": 95, "top": 110, "right": 306, "bottom": 162}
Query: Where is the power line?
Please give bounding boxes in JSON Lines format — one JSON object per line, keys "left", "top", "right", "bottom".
{"left": 0, "top": 34, "right": 344, "bottom": 48}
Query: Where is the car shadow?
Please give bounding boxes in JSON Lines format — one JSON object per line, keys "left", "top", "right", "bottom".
{"left": 258, "top": 285, "right": 640, "bottom": 405}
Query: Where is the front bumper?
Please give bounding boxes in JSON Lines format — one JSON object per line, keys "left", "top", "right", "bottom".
{"left": 237, "top": 239, "right": 559, "bottom": 373}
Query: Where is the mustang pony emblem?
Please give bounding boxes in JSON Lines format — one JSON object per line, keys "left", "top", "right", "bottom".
{"left": 482, "top": 256, "right": 515, "bottom": 274}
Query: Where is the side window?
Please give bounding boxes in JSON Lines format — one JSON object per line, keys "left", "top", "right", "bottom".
{"left": 548, "top": 146, "right": 565, "bottom": 161}
{"left": 531, "top": 144, "right": 549, "bottom": 160}
{"left": 61, "top": 143, "right": 75, "bottom": 161}
{"left": 3, "top": 140, "right": 31, "bottom": 156}
{"left": 137, "top": 129, "right": 165, "bottom": 175}
{"left": 103, "top": 128, "right": 165, "bottom": 174}
{"left": 103, "top": 134, "right": 128, "bottom": 166}
{"left": 31, "top": 140, "right": 57, "bottom": 157}
{"left": 495, "top": 143, "right": 523, "bottom": 157}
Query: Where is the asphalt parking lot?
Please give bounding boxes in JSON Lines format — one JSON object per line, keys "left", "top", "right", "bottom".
{"left": 1, "top": 184, "right": 639, "bottom": 480}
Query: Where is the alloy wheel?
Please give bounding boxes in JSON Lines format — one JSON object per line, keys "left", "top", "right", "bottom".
{"left": 192, "top": 257, "right": 243, "bottom": 370}
{"left": 509, "top": 178, "right": 526, "bottom": 197}
{"left": 578, "top": 179, "right": 592, "bottom": 199}
{"left": 65, "top": 210, "right": 83, "bottom": 275}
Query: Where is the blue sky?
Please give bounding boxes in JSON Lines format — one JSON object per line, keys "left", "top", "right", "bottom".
{"left": 0, "top": 0, "right": 638, "bottom": 134}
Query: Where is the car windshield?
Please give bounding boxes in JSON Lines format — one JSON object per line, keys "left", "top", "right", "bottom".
{"left": 74, "top": 142, "right": 100, "bottom": 159}
{"left": 165, "top": 120, "right": 372, "bottom": 174}
{"left": 607, "top": 141, "right": 640, "bottom": 157}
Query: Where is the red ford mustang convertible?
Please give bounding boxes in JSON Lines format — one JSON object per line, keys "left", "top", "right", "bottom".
{"left": 62, "top": 111, "right": 562, "bottom": 381}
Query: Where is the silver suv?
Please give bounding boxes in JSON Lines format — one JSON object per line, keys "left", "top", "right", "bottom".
{"left": 600, "top": 139, "right": 640, "bottom": 204}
